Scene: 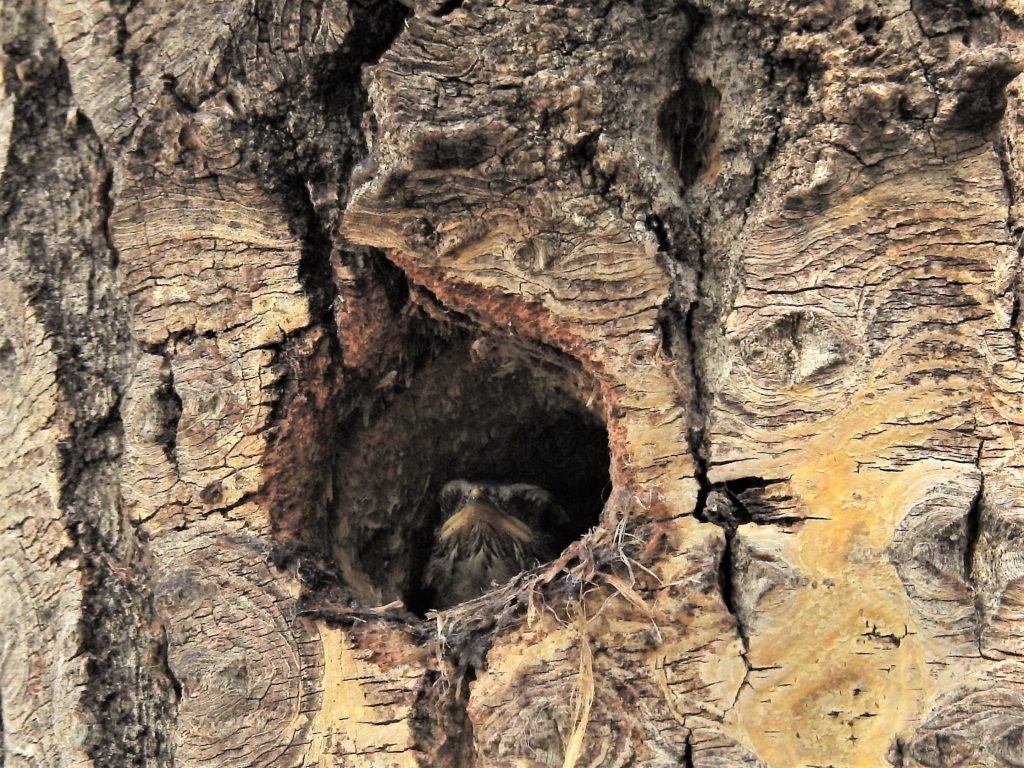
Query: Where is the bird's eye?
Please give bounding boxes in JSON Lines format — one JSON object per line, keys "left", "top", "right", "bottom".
{"left": 439, "top": 481, "right": 473, "bottom": 515}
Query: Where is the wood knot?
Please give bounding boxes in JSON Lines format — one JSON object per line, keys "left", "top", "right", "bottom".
{"left": 737, "top": 311, "right": 853, "bottom": 387}
{"left": 511, "top": 236, "right": 560, "bottom": 273}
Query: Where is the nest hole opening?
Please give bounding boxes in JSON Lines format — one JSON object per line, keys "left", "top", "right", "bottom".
{"left": 328, "top": 327, "right": 611, "bottom": 615}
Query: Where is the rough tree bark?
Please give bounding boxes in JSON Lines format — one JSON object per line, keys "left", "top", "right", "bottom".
{"left": 2, "top": 0, "right": 1023, "bottom": 765}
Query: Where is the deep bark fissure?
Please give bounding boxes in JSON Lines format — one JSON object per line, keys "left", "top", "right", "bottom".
{"left": 682, "top": 731, "right": 695, "bottom": 768}
{"left": 156, "top": 628, "right": 183, "bottom": 704}
{"left": 655, "top": 26, "right": 759, "bottom": 678}
{"left": 889, "top": 735, "right": 906, "bottom": 768}
{"left": 995, "top": 133, "right": 1024, "bottom": 358}
{"left": 675, "top": 193, "right": 760, "bottom": 703}
{"left": 410, "top": 665, "right": 479, "bottom": 767}
{"left": 665, "top": 19, "right": 818, "bottom": 692}
{"left": 160, "top": 361, "right": 182, "bottom": 469}
{"left": 256, "top": 0, "right": 413, "bottom": 548}
{"left": 965, "top": 449, "right": 985, "bottom": 655}
{"left": 294, "top": 180, "right": 341, "bottom": 330}
{"left": 682, "top": 249, "right": 711, "bottom": 510}
{"left": 716, "top": 526, "right": 744, "bottom": 648}
{"left": 1012, "top": 291, "right": 1022, "bottom": 358}
{"left": 996, "top": 135, "right": 1019, "bottom": 233}
{"left": 0, "top": 18, "right": 177, "bottom": 763}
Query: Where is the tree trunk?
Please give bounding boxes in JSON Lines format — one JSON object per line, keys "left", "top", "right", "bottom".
{"left": 2, "top": 0, "right": 1023, "bottom": 765}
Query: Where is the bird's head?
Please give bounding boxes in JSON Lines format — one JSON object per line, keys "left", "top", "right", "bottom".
{"left": 436, "top": 480, "right": 568, "bottom": 545}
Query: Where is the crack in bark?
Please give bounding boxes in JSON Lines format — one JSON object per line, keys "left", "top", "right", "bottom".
{"left": 967, "top": 444, "right": 987, "bottom": 659}
{"left": 995, "top": 133, "right": 1024, "bottom": 358}
{"left": 675, "top": 170, "right": 760, "bottom": 716}
{"left": 1011, "top": 292, "right": 1022, "bottom": 358}
{"left": 411, "top": 664, "right": 479, "bottom": 767}
{"left": 654, "top": 22, "right": 763, "bottom": 711}
{"left": 682, "top": 730, "right": 695, "bottom": 768}
{"left": 683, "top": 284, "right": 711, "bottom": 507}
{"left": 889, "top": 735, "right": 907, "bottom": 767}
{"left": 995, "top": 135, "right": 1019, "bottom": 234}
{"left": 964, "top": 468, "right": 983, "bottom": 591}
{"left": 162, "top": 361, "right": 182, "bottom": 469}
{"left": 0, "top": 16, "right": 178, "bottom": 760}
{"left": 716, "top": 525, "right": 748, "bottom": 661}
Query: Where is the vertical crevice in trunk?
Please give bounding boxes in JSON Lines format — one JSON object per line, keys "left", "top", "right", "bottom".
{"left": 411, "top": 665, "right": 479, "bottom": 767}
{"left": 683, "top": 292, "right": 712, "bottom": 510}
{"left": 257, "top": 0, "right": 411, "bottom": 547}
{"left": 964, "top": 467, "right": 984, "bottom": 592}
{"left": 649, "top": 5, "right": 713, "bottom": 508}
{"left": 294, "top": 180, "right": 342, "bottom": 334}
{"left": 682, "top": 731, "right": 695, "bottom": 768}
{"left": 647, "top": 3, "right": 762, "bottom": 713}
{"left": 995, "top": 122, "right": 1024, "bottom": 360}
{"left": 715, "top": 524, "right": 742, "bottom": 647}
{"left": 966, "top": 448, "right": 986, "bottom": 660}
{"left": 888, "top": 735, "right": 906, "bottom": 767}
{"left": 0, "top": 15, "right": 178, "bottom": 763}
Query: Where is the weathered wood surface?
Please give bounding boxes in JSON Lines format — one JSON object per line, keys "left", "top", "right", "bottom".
{"left": 2, "top": 0, "right": 1024, "bottom": 765}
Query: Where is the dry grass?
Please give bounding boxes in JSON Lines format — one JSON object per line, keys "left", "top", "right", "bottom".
{"left": 562, "top": 601, "right": 595, "bottom": 768}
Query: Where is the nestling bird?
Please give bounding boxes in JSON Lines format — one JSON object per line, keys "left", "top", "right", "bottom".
{"left": 424, "top": 480, "right": 567, "bottom": 609}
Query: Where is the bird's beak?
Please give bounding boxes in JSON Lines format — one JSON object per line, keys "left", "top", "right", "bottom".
{"left": 468, "top": 487, "right": 484, "bottom": 500}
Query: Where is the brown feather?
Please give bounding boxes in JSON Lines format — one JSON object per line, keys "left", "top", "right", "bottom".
{"left": 425, "top": 485, "right": 555, "bottom": 609}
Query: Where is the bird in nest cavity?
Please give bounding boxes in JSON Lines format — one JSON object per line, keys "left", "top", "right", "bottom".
{"left": 424, "top": 480, "right": 568, "bottom": 609}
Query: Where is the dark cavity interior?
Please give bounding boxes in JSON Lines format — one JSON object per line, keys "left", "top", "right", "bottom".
{"left": 328, "top": 329, "right": 611, "bottom": 614}
{"left": 659, "top": 76, "right": 721, "bottom": 188}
